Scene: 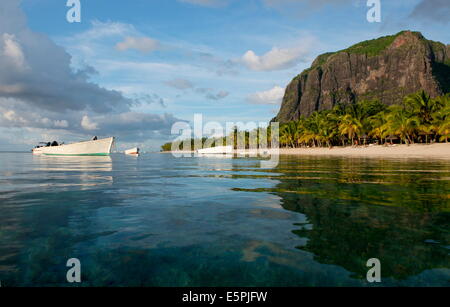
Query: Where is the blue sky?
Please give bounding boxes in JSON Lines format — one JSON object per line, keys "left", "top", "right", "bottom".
{"left": 0, "top": 0, "right": 449, "bottom": 151}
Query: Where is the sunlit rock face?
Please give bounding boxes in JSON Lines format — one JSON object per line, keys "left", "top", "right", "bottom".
{"left": 274, "top": 31, "right": 450, "bottom": 123}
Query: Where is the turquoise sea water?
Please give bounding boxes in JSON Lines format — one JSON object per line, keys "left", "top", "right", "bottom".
{"left": 0, "top": 152, "right": 449, "bottom": 287}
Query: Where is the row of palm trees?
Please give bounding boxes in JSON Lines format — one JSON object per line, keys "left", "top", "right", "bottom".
{"left": 279, "top": 91, "right": 450, "bottom": 148}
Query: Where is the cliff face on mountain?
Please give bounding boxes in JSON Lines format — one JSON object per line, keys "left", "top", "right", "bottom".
{"left": 274, "top": 31, "right": 450, "bottom": 123}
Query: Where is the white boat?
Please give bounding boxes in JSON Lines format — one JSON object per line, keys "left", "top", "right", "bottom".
{"left": 32, "top": 137, "right": 115, "bottom": 156}
{"left": 197, "top": 145, "right": 233, "bottom": 154}
{"left": 125, "top": 147, "right": 140, "bottom": 155}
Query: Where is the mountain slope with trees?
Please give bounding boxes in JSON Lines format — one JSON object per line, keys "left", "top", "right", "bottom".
{"left": 274, "top": 31, "right": 450, "bottom": 123}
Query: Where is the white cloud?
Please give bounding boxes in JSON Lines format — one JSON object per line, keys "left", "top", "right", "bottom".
{"left": 116, "top": 36, "right": 161, "bottom": 53}
{"left": 0, "top": 0, "right": 182, "bottom": 147}
{"left": 3, "top": 109, "right": 26, "bottom": 124}
{"left": 0, "top": 99, "right": 70, "bottom": 130}
{"left": 241, "top": 44, "right": 311, "bottom": 71}
{"left": 77, "top": 20, "right": 136, "bottom": 41}
{"left": 247, "top": 86, "right": 285, "bottom": 105}
{"left": 81, "top": 115, "right": 99, "bottom": 131}
{"left": 2, "top": 33, "right": 28, "bottom": 70}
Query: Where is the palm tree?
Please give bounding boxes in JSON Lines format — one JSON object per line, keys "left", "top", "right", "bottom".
{"left": 432, "top": 94, "right": 450, "bottom": 143}
{"left": 276, "top": 91, "right": 449, "bottom": 148}
{"left": 417, "top": 124, "right": 435, "bottom": 144}
{"left": 299, "top": 129, "right": 316, "bottom": 147}
{"left": 369, "top": 112, "right": 388, "bottom": 144}
{"left": 307, "top": 112, "right": 323, "bottom": 147}
{"left": 404, "top": 90, "right": 441, "bottom": 125}
{"left": 280, "top": 121, "right": 297, "bottom": 148}
{"left": 437, "top": 119, "right": 450, "bottom": 143}
{"left": 320, "top": 112, "right": 339, "bottom": 147}
{"left": 293, "top": 118, "right": 306, "bottom": 147}
{"left": 386, "top": 106, "right": 420, "bottom": 145}
{"left": 320, "top": 120, "right": 337, "bottom": 148}
{"left": 338, "top": 114, "right": 362, "bottom": 146}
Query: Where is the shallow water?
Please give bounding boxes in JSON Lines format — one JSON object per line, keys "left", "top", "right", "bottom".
{"left": 0, "top": 152, "right": 449, "bottom": 286}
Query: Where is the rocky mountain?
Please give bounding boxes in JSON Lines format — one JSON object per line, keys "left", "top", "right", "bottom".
{"left": 274, "top": 31, "right": 450, "bottom": 123}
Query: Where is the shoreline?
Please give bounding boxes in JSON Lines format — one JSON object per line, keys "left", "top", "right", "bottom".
{"left": 275, "top": 143, "right": 450, "bottom": 159}
{"left": 161, "top": 143, "right": 450, "bottom": 159}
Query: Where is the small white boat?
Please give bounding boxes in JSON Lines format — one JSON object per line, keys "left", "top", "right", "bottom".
{"left": 125, "top": 147, "right": 140, "bottom": 155}
{"left": 197, "top": 145, "right": 233, "bottom": 154}
{"left": 32, "top": 137, "right": 114, "bottom": 156}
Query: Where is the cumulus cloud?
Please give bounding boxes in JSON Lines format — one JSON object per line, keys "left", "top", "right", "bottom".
{"left": 81, "top": 115, "right": 98, "bottom": 131}
{"left": 247, "top": 86, "right": 285, "bottom": 105}
{"left": 241, "top": 44, "right": 311, "bottom": 71}
{"left": 0, "top": 96, "right": 179, "bottom": 143}
{"left": 116, "top": 36, "right": 161, "bottom": 53}
{"left": 409, "top": 0, "right": 450, "bottom": 23}
{"left": 0, "top": 98, "right": 73, "bottom": 130}
{"left": 0, "top": 0, "right": 181, "bottom": 146}
{"left": 0, "top": 18, "right": 131, "bottom": 114}
{"left": 2, "top": 33, "right": 28, "bottom": 70}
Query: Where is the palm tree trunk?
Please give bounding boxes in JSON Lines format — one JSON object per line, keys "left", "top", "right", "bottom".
{"left": 407, "top": 134, "right": 413, "bottom": 145}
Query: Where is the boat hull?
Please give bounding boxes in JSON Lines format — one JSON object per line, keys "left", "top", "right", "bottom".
{"left": 33, "top": 137, "right": 114, "bottom": 156}
{"left": 125, "top": 147, "right": 139, "bottom": 155}
{"left": 197, "top": 146, "right": 233, "bottom": 154}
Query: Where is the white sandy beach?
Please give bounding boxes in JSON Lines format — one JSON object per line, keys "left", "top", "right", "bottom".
{"left": 274, "top": 143, "right": 450, "bottom": 159}
{"left": 163, "top": 143, "right": 450, "bottom": 159}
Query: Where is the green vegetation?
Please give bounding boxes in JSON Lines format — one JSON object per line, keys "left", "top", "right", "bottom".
{"left": 314, "top": 52, "right": 335, "bottom": 66}
{"left": 161, "top": 127, "right": 273, "bottom": 152}
{"left": 161, "top": 137, "right": 226, "bottom": 152}
{"left": 341, "top": 33, "right": 399, "bottom": 57}
{"left": 279, "top": 90, "right": 450, "bottom": 148}
{"left": 294, "top": 32, "right": 409, "bottom": 80}
{"left": 432, "top": 62, "right": 450, "bottom": 93}
{"left": 161, "top": 90, "right": 450, "bottom": 151}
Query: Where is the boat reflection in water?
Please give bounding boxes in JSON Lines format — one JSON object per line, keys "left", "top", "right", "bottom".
{"left": 31, "top": 155, "right": 113, "bottom": 189}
